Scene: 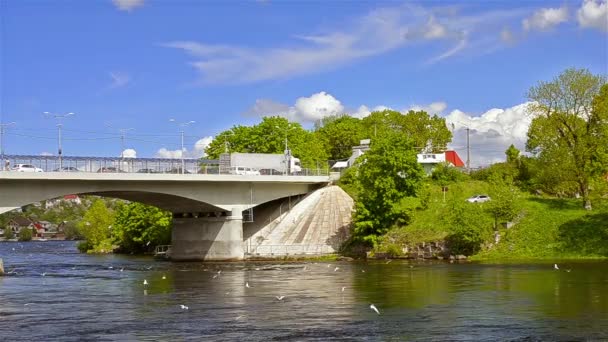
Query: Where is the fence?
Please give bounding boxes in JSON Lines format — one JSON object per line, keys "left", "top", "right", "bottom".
{"left": 1, "top": 155, "right": 329, "bottom": 176}
{"left": 245, "top": 244, "right": 335, "bottom": 256}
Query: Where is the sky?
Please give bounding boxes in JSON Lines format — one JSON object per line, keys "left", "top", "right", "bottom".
{"left": 0, "top": 0, "right": 606, "bottom": 166}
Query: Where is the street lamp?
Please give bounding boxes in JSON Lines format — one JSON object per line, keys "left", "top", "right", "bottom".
{"left": 275, "top": 124, "right": 296, "bottom": 175}
{"left": 0, "top": 121, "right": 16, "bottom": 169}
{"left": 169, "top": 119, "right": 196, "bottom": 174}
{"left": 118, "top": 128, "right": 135, "bottom": 159}
{"left": 44, "top": 112, "right": 75, "bottom": 169}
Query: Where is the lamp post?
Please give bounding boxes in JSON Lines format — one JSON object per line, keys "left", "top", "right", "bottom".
{"left": 275, "top": 125, "right": 295, "bottom": 175}
{"left": 118, "top": 128, "right": 135, "bottom": 159}
{"left": 170, "top": 119, "right": 195, "bottom": 174}
{"left": 0, "top": 121, "right": 16, "bottom": 169}
{"left": 44, "top": 112, "right": 75, "bottom": 169}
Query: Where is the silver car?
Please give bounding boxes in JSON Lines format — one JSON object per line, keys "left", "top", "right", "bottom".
{"left": 466, "top": 195, "right": 491, "bottom": 203}
{"left": 12, "top": 164, "right": 43, "bottom": 172}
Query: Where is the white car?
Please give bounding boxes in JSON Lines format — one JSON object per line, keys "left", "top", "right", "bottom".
{"left": 466, "top": 195, "right": 491, "bottom": 203}
{"left": 231, "top": 166, "right": 261, "bottom": 175}
{"left": 12, "top": 164, "right": 43, "bottom": 172}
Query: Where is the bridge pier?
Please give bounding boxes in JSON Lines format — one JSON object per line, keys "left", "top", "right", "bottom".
{"left": 170, "top": 209, "right": 244, "bottom": 261}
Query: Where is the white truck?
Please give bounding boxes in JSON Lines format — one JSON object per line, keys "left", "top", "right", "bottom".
{"left": 220, "top": 152, "right": 302, "bottom": 175}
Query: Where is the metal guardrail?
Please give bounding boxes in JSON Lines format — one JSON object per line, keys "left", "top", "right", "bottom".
{"left": 245, "top": 244, "right": 335, "bottom": 256}
{"left": 0, "top": 155, "right": 329, "bottom": 176}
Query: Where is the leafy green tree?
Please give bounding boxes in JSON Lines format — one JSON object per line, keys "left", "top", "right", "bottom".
{"left": 431, "top": 162, "right": 465, "bottom": 185}
{"left": 361, "top": 110, "right": 452, "bottom": 152}
{"left": 352, "top": 132, "right": 426, "bottom": 245}
{"left": 505, "top": 144, "right": 520, "bottom": 164}
{"left": 113, "top": 202, "right": 172, "bottom": 253}
{"left": 315, "top": 115, "right": 366, "bottom": 160}
{"left": 3, "top": 227, "right": 15, "bottom": 240}
{"left": 445, "top": 199, "right": 493, "bottom": 256}
{"left": 527, "top": 68, "right": 607, "bottom": 210}
{"left": 18, "top": 228, "right": 33, "bottom": 242}
{"left": 77, "top": 199, "right": 115, "bottom": 252}
{"left": 486, "top": 177, "right": 522, "bottom": 229}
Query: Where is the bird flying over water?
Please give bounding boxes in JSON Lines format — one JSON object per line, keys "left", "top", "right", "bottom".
{"left": 143, "top": 279, "right": 148, "bottom": 286}
{"left": 554, "top": 264, "right": 559, "bottom": 270}
{"left": 162, "top": 275, "right": 166, "bottom": 279}
{"left": 370, "top": 304, "right": 380, "bottom": 315}
{"left": 180, "top": 304, "right": 189, "bottom": 310}
{"left": 275, "top": 296, "right": 285, "bottom": 301}
{"left": 341, "top": 287, "right": 346, "bottom": 292}
{"left": 334, "top": 267, "right": 340, "bottom": 272}
{"left": 245, "top": 282, "right": 251, "bottom": 288}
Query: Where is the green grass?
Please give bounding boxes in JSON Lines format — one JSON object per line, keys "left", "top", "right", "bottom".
{"left": 377, "top": 180, "right": 608, "bottom": 260}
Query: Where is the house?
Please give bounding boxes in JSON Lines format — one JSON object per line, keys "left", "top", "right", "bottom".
{"left": 417, "top": 151, "right": 465, "bottom": 175}
{"left": 7, "top": 217, "right": 35, "bottom": 234}
{"left": 45, "top": 194, "right": 82, "bottom": 209}
{"left": 347, "top": 139, "right": 371, "bottom": 167}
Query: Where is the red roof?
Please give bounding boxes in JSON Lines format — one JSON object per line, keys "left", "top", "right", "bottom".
{"left": 445, "top": 151, "right": 465, "bottom": 167}
{"left": 64, "top": 194, "right": 79, "bottom": 200}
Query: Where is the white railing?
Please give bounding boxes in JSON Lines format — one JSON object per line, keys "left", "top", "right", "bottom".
{"left": 245, "top": 244, "right": 335, "bottom": 256}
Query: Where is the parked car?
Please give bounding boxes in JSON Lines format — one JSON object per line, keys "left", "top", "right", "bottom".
{"left": 230, "top": 166, "right": 261, "bottom": 176}
{"left": 466, "top": 195, "right": 491, "bottom": 203}
{"left": 53, "top": 166, "right": 79, "bottom": 172}
{"left": 165, "top": 168, "right": 191, "bottom": 174}
{"left": 12, "top": 164, "right": 43, "bottom": 172}
{"left": 96, "top": 167, "right": 124, "bottom": 173}
{"left": 136, "top": 168, "right": 157, "bottom": 174}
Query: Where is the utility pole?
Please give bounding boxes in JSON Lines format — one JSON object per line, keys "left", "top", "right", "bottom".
{"left": 118, "top": 128, "right": 134, "bottom": 159}
{"left": 0, "top": 122, "right": 15, "bottom": 169}
{"left": 466, "top": 127, "right": 471, "bottom": 173}
{"left": 169, "top": 119, "right": 195, "bottom": 174}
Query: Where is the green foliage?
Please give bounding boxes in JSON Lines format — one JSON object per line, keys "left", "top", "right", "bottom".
{"left": 113, "top": 202, "right": 172, "bottom": 253}
{"left": 315, "top": 115, "right": 366, "bottom": 160}
{"left": 337, "top": 165, "right": 360, "bottom": 200}
{"left": 3, "top": 227, "right": 15, "bottom": 240}
{"left": 505, "top": 144, "right": 520, "bottom": 164}
{"left": 485, "top": 178, "right": 522, "bottom": 227}
{"left": 352, "top": 132, "right": 425, "bottom": 245}
{"left": 444, "top": 198, "right": 494, "bottom": 256}
{"left": 77, "top": 199, "right": 115, "bottom": 252}
{"left": 18, "top": 228, "right": 33, "bottom": 242}
{"left": 62, "top": 221, "right": 83, "bottom": 240}
{"left": 431, "top": 162, "right": 465, "bottom": 185}
{"left": 527, "top": 68, "right": 607, "bottom": 209}
{"left": 205, "top": 116, "right": 329, "bottom": 169}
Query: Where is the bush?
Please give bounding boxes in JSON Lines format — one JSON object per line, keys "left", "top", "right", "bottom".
{"left": 3, "top": 228, "right": 15, "bottom": 240}
{"left": 18, "top": 228, "right": 33, "bottom": 242}
{"left": 444, "top": 198, "right": 493, "bottom": 256}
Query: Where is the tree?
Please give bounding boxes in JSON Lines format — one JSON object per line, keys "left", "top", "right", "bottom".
{"left": 205, "top": 116, "right": 328, "bottom": 169}
{"left": 77, "top": 199, "right": 115, "bottom": 252}
{"left": 3, "top": 227, "right": 15, "bottom": 240}
{"left": 18, "top": 228, "right": 33, "bottom": 242}
{"left": 113, "top": 202, "right": 172, "bottom": 254}
{"left": 352, "top": 132, "right": 426, "bottom": 245}
{"left": 527, "top": 68, "right": 607, "bottom": 209}
{"left": 361, "top": 110, "right": 452, "bottom": 152}
{"left": 315, "top": 115, "right": 366, "bottom": 160}
{"left": 505, "top": 144, "right": 520, "bottom": 164}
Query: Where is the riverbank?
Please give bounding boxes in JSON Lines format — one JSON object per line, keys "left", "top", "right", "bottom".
{"left": 374, "top": 182, "right": 608, "bottom": 260}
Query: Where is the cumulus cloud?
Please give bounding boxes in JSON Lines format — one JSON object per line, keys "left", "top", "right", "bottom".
{"left": 121, "top": 149, "right": 137, "bottom": 158}
{"left": 445, "top": 102, "right": 533, "bottom": 167}
{"left": 164, "top": 4, "right": 526, "bottom": 83}
{"left": 109, "top": 71, "right": 131, "bottom": 88}
{"left": 248, "top": 92, "right": 345, "bottom": 123}
{"left": 351, "top": 105, "right": 392, "bottom": 118}
{"left": 112, "top": 0, "right": 144, "bottom": 11}
{"left": 577, "top": 0, "right": 608, "bottom": 32}
{"left": 155, "top": 136, "right": 214, "bottom": 159}
{"left": 407, "top": 101, "right": 447, "bottom": 114}
{"left": 523, "top": 6, "right": 569, "bottom": 31}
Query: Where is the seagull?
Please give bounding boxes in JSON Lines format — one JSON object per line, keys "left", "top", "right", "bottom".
{"left": 334, "top": 267, "right": 340, "bottom": 272}
{"left": 217, "top": 270, "right": 222, "bottom": 275}
{"left": 303, "top": 266, "right": 307, "bottom": 271}
{"left": 180, "top": 304, "right": 189, "bottom": 310}
{"left": 275, "top": 296, "right": 285, "bottom": 301}
{"left": 213, "top": 274, "right": 218, "bottom": 279}
{"left": 361, "top": 270, "right": 366, "bottom": 273}
{"left": 327, "top": 264, "right": 331, "bottom": 268}
{"left": 554, "top": 264, "right": 559, "bottom": 270}
{"left": 235, "top": 315, "right": 246, "bottom": 320}
{"left": 143, "top": 279, "right": 148, "bottom": 286}
{"left": 162, "top": 275, "right": 166, "bottom": 280}
{"left": 120, "top": 268, "right": 124, "bottom": 272}
{"left": 145, "top": 266, "right": 152, "bottom": 270}
{"left": 245, "top": 282, "right": 251, "bottom": 288}
{"left": 386, "top": 260, "right": 392, "bottom": 264}
{"left": 255, "top": 268, "right": 260, "bottom": 271}
{"left": 566, "top": 269, "right": 571, "bottom": 273}
{"left": 108, "top": 266, "right": 114, "bottom": 269}
{"left": 146, "top": 241, "right": 151, "bottom": 246}
{"left": 370, "top": 304, "right": 380, "bottom": 315}
{"left": 341, "top": 287, "right": 346, "bottom": 292}
{"left": 41, "top": 272, "right": 46, "bottom": 277}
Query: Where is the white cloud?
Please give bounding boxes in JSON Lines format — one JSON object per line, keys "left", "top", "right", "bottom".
{"left": 109, "top": 71, "right": 130, "bottom": 88}
{"left": 40, "top": 152, "right": 53, "bottom": 156}
{"left": 164, "top": 5, "right": 526, "bottom": 84}
{"left": 121, "top": 149, "right": 137, "bottom": 158}
{"left": 523, "top": 6, "right": 569, "bottom": 31}
{"left": 155, "top": 136, "right": 214, "bottom": 159}
{"left": 445, "top": 102, "right": 533, "bottom": 167}
{"left": 112, "top": 0, "right": 144, "bottom": 11}
{"left": 577, "top": 0, "right": 608, "bottom": 32}
{"left": 407, "top": 101, "right": 447, "bottom": 114}
{"left": 351, "top": 105, "right": 392, "bottom": 119}
{"left": 248, "top": 92, "right": 344, "bottom": 123}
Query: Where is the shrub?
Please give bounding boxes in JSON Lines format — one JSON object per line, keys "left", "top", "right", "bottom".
{"left": 18, "top": 228, "right": 33, "bottom": 242}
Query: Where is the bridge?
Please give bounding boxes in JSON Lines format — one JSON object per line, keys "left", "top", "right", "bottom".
{"left": 0, "top": 161, "right": 330, "bottom": 261}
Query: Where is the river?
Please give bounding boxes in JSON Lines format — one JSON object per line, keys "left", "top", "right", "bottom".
{"left": 1, "top": 241, "right": 607, "bottom": 341}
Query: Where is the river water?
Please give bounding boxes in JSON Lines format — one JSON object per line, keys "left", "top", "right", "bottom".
{"left": 1, "top": 241, "right": 607, "bottom": 341}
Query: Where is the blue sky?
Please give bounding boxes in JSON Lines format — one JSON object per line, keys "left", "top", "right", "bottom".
{"left": 1, "top": 0, "right": 606, "bottom": 165}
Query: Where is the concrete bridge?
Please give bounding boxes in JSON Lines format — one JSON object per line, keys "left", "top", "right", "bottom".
{"left": 0, "top": 172, "right": 329, "bottom": 261}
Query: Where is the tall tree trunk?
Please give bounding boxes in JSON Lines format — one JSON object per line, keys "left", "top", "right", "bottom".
{"left": 580, "top": 181, "right": 592, "bottom": 210}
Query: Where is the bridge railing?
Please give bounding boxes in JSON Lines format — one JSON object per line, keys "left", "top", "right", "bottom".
{"left": 245, "top": 244, "right": 336, "bottom": 256}
{"left": 1, "top": 155, "right": 329, "bottom": 176}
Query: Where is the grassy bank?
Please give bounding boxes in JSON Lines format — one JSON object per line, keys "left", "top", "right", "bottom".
{"left": 376, "top": 181, "right": 608, "bottom": 260}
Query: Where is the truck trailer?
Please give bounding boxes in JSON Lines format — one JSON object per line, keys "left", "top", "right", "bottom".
{"left": 219, "top": 152, "right": 302, "bottom": 175}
